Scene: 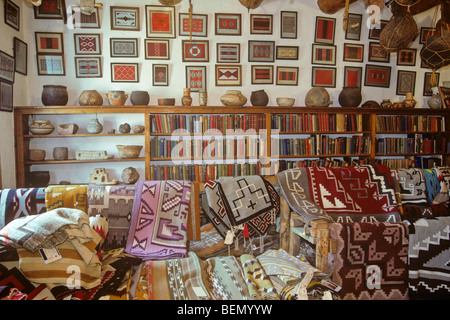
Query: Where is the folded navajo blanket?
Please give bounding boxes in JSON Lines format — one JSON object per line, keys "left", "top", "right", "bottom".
{"left": 278, "top": 165, "right": 400, "bottom": 224}
{"left": 408, "top": 216, "right": 450, "bottom": 299}
{"left": 203, "top": 176, "right": 279, "bottom": 239}
{"left": 329, "top": 222, "right": 409, "bottom": 300}
{"left": 87, "top": 185, "right": 135, "bottom": 250}
{"left": 125, "top": 180, "right": 191, "bottom": 260}
{"left": 398, "top": 168, "right": 428, "bottom": 205}
{"left": 0, "top": 188, "right": 46, "bottom": 228}
{"left": 240, "top": 254, "right": 279, "bottom": 300}
{"left": 45, "top": 185, "right": 88, "bottom": 213}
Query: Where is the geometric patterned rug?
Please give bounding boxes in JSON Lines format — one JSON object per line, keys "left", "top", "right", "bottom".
{"left": 0, "top": 188, "right": 46, "bottom": 228}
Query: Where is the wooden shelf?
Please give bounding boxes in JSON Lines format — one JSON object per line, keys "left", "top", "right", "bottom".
{"left": 24, "top": 157, "right": 145, "bottom": 165}
{"left": 24, "top": 133, "right": 145, "bottom": 138}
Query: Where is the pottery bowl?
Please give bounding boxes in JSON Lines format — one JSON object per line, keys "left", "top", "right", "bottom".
{"left": 276, "top": 97, "right": 295, "bottom": 107}
{"left": 29, "top": 149, "right": 46, "bottom": 161}
{"left": 158, "top": 98, "right": 176, "bottom": 106}
{"left": 116, "top": 145, "right": 143, "bottom": 158}
{"left": 57, "top": 123, "right": 79, "bottom": 135}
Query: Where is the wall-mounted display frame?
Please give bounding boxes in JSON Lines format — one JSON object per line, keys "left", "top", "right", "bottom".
{"left": 110, "top": 6, "right": 140, "bottom": 31}
{"left": 344, "top": 66, "right": 362, "bottom": 89}
{"left": 276, "top": 46, "right": 299, "bottom": 60}
{"left": 215, "top": 64, "right": 241, "bottom": 86}
{"left": 217, "top": 43, "right": 240, "bottom": 63}
{"left": 71, "top": 6, "right": 101, "bottom": 29}
{"left": 251, "top": 65, "right": 273, "bottom": 85}
{"left": 314, "top": 16, "right": 335, "bottom": 44}
{"left": 5, "top": 0, "right": 20, "bottom": 31}
{"left": 248, "top": 40, "right": 275, "bottom": 63}
{"left": 35, "top": 32, "right": 64, "bottom": 54}
{"left": 397, "top": 48, "right": 417, "bottom": 66}
{"left": 276, "top": 66, "right": 299, "bottom": 86}
{"left": 145, "top": 5, "right": 176, "bottom": 38}
{"left": 312, "top": 66, "right": 336, "bottom": 88}
{"left": 110, "top": 38, "right": 138, "bottom": 58}
{"left": 364, "top": 64, "right": 391, "bottom": 88}
{"left": 423, "top": 72, "right": 439, "bottom": 96}
{"left": 345, "top": 13, "right": 362, "bottom": 41}
{"left": 182, "top": 40, "right": 209, "bottom": 62}
{"left": 152, "top": 64, "right": 169, "bottom": 86}
{"left": 74, "top": 33, "right": 101, "bottom": 55}
{"left": 343, "top": 43, "right": 364, "bottom": 62}
{"left": 396, "top": 70, "right": 416, "bottom": 96}
{"left": 34, "top": 0, "right": 66, "bottom": 22}
{"left": 186, "top": 65, "right": 207, "bottom": 92}
{"left": 250, "top": 14, "right": 273, "bottom": 35}
{"left": 312, "top": 44, "right": 336, "bottom": 65}
{"left": 0, "top": 50, "right": 15, "bottom": 83}
{"left": 368, "top": 42, "right": 390, "bottom": 63}
{"left": 179, "top": 13, "right": 207, "bottom": 37}
{"left": 280, "top": 11, "right": 297, "bottom": 39}
{"left": 74, "top": 56, "right": 102, "bottom": 78}
{"left": 0, "top": 81, "right": 13, "bottom": 113}
{"left": 215, "top": 13, "right": 241, "bottom": 36}
{"left": 13, "top": 37, "right": 27, "bottom": 76}
{"left": 419, "top": 27, "right": 437, "bottom": 44}
{"left": 368, "top": 20, "right": 388, "bottom": 40}
{"left": 111, "top": 63, "right": 139, "bottom": 82}
{"left": 144, "top": 39, "right": 170, "bottom": 60}
{"left": 36, "top": 54, "right": 65, "bottom": 76}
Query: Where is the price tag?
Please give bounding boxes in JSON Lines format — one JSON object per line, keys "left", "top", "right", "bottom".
{"left": 38, "top": 247, "right": 62, "bottom": 264}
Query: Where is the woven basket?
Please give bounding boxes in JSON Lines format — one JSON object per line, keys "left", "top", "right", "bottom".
{"left": 239, "top": 0, "right": 264, "bottom": 10}
{"left": 380, "top": 13, "right": 418, "bottom": 51}
{"left": 158, "top": 0, "right": 182, "bottom": 5}
{"left": 394, "top": 0, "right": 420, "bottom": 6}
{"left": 420, "top": 30, "right": 450, "bottom": 70}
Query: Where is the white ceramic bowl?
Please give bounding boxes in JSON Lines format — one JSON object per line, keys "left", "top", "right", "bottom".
{"left": 276, "top": 97, "right": 295, "bottom": 107}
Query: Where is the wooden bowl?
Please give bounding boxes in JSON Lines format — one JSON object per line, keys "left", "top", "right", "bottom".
{"left": 158, "top": 98, "right": 176, "bottom": 106}
{"left": 116, "top": 145, "right": 143, "bottom": 158}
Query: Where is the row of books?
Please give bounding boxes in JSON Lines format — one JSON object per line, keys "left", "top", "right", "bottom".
{"left": 150, "top": 114, "right": 267, "bottom": 134}
{"left": 275, "top": 135, "right": 371, "bottom": 156}
{"left": 376, "top": 135, "right": 449, "bottom": 154}
{"left": 272, "top": 157, "right": 370, "bottom": 171}
{"left": 376, "top": 115, "right": 446, "bottom": 132}
{"left": 272, "top": 113, "right": 365, "bottom": 133}
{"left": 374, "top": 156, "right": 443, "bottom": 170}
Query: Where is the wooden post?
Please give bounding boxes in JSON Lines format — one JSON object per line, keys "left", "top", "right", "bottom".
{"left": 279, "top": 196, "right": 291, "bottom": 252}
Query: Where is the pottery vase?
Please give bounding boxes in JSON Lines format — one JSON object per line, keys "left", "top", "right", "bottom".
{"left": 41, "top": 85, "right": 68, "bottom": 106}
{"left": 53, "top": 147, "right": 68, "bottom": 160}
{"left": 305, "top": 87, "right": 332, "bottom": 107}
{"left": 220, "top": 90, "right": 247, "bottom": 106}
{"left": 130, "top": 91, "right": 150, "bottom": 105}
{"left": 181, "top": 88, "right": 193, "bottom": 106}
{"left": 29, "top": 120, "right": 55, "bottom": 135}
{"left": 250, "top": 89, "right": 269, "bottom": 106}
{"left": 87, "top": 118, "right": 103, "bottom": 134}
{"left": 106, "top": 91, "right": 128, "bottom": 106}
{"left": 199, "top": 90, "right": 207, "bottom": 106}
{"left": 403, "top": 92, "right": 417, "bottom": 108}
{"left": 428, "top": 87, "right": 443, "bottom": 109}
{"left": 79, "top": 90, "right": 103, "bottom": 106}
{"left": 380, "top": 99, "right": 393, "bottom": 108}
{"left": 338, "top": 87, "right": 362, "bottom": 108}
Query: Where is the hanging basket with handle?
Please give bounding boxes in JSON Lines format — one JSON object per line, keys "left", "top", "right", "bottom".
{"left": 379, "top": 12, "right": 418, "bottom": 51}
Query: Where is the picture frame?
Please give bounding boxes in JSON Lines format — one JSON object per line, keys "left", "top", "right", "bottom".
{"left": 311, "top": 66, "right": 336, "bottom": 88}
{"left": 179, "top": 13, "right": 207, "bottom": 37}
{"left": 34, "top": 0, "right": 66, "bottom": 22}
{"left": 438, "top": 86, "right": 450, "bottom": 109}
{"left": 345, "top": 13, "right": 362, "bottom": 41}
{"left": 36, "top": 54, "right": 65, "bottom": 76}
{"left": 280, "top": 11, "right": 297, "bottom": 39}
{"left": 250, "top": 14, "right": 273, "bottom": 35}
{"left": 343, "top": 43, "right": 364, "bottom": 62}
{"left": 276, "top": 46, "right": 299, "bottom": 60}
{"left": 71, "top": 6, "right": 101, "bottom": 29}
{"left": 217, "top": 43, "right": 240, "bottom": 63}
{"left": 74, "top": 33, "right": 101, "bottom": 55}
{"left": 146, "top": 5, "right": 176, "bottom": 38}
{"left": 13, "top": 37, "right": 27, "bottom": 75}
{"left": 110, "top": 6, "right": 140, "bottom": 31}
{"left": 423, "top": 72, "right": 440, "bottom": 96}
{"left": 152, "top": 64, "right": 169, "bottom": 86}
{"left": 368, "top": 42, "right": 390, "bottom": 63}
{"left": 0, "top": 51, "right": 15, "bottom": 83}
{"left": 251, "top": 65, "right": 274, "bottom": 85}
{"left": 111, "top": 63, "right": 139, "bottom": 82}
{"left": 314, "top": 16, "right": 336, "bottom": 44}
{"left": 344, "top": 66, "right": 362, "bottom": 89}
{"left": 419, "top": 27, "right": 437, "bottom": 44}
{"left": 35, "top": 32, "right": 64, "bottom": 54}
{"left": 364, "top": 64, "right": 391, "bottom": 88}
{"left": 312, "top": 44, "right": 336, "bottom": 65}
{"left": 74, "top": 56, "right": 102, "bottom": 78}
{"left": 215, "top": 64, "right": 242, "bottom": 86}
{"left": 276, "top": 66, "right": 299, "bottom": 86}
{"left": 368, "top": 20, "right": 388, "bottom": 40}
{"left": 396, "top": 70, "right": 416, "bottom": 95}
{"left": 110, "top": 38, "right": 138, "bottom": 58}
{"left": 397, "top": 48, "right": 417, "bottom": 66}
{"left": 186, "top": 65, "right": 207, "bottom": 92}
{"left": 5, "top": 0, "right": 20, "bottom": 31}
{"left": 248, "top": 40, "right": 275, "bottom": 63}
{"left": 215, "top": 13, "right": 241, "bottom": 36}
{"left": 0, "top": 81, "right": 13, "bottom": 113}
{"left": 182, "top": 40, "right": 209, "bottom": 62}
{"left": 144, "top": 39, "right": 170, "bottom": 60}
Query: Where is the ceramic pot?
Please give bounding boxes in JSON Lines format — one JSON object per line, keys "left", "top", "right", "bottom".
{"left": 220, "top": 90, "right": 247, "bottom": 106}
{"left": 158, "top": 98, "right": 176, "bottom": 106}
{"left": 57, "top": 123, "right": 79, "bottom": 135}
{"left": 29, "top": 149, "right": 46, "bottom": 161}
{"left": 116, "top": 145, "right": 143, "bottom": 158}
{"left": 403, "top": 92, "right": 416, "bottom": 108}
{"left": 199, "top": 90, "right": 207, "bottom": 106}
{"left": 380, "top": 99, "right": 392, "bottom": 108}
{"left": 305, "top": 87, "right": 332, "bottom": 107}
{"left": 130, "top": 91, "right": 150, "bottom": 106}
{"left": 276, "top": 97, "right": 295, "bottom": 107}
{"left": 41, "top": 85, "right": 68, "bottom": 106}
{"left": 181, "top": 88, "right": 193, "bottom": 106}
{"left": 28, "top": 171, "right": 50, "bottom": 187}
{"left": 250, "top": 89, "right": 269, "bottom": 106}
{"left": 87, "top": 118, "right": 103, "bottom": 134}
{"left": 79, "top": 90, "right": 103, "bottom": 106}
{"left": 53, "top": 147, "right": 68, "bottom": 160}
{"left": 106, "top": 91, "right": 128, "bottom": 106}
{"left": 338, "top": 87, "right": 362, "bottom": 108}
{"left": 428, "top": 87, "right": 443, "bottom": 109}
{"left": 119, "top": 123, "right": 131, "bottom": 133}
{"left": 29, "top": 120, "right": 55, "bottom": 135}
{"left": 121, "top": 167, "right": 140, "bottom": 184}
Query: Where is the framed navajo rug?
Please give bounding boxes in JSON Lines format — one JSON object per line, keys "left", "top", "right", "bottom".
{"left": 182, "top": 40, "right": 209, "bottom": 62}
{"left": 111, "top": 63, "right": 139, "bottom": 82}
{"left": 5, "top": 0, "right": 20, "bottom": 31}
{"left": 312, "top": 44, "right": 336, "bottom": 65}
{"left": 280, "top": 11, "right": 297, "bottom": 39}
{"left": 186, "top": 65, "right": 207, "bottom": 92}
{"left": 13, "top": 37, "right": 27, "bottom": 76}
{"left": 0, "top": 81, "right": 13, "bottom": 113}
{"left": 215, "top": 64, "right": 241, "bottom": 86}
{"left": 36, "top": 54, "right": 65, "bottom": 76}
{"left": 344, "top": 66, "right": 362, "bottom": 89}
{"left": 71, "top": 6, "right": 101, "bottom": 29}
{"left": 0, "top": 51, "right": 15, "bottom": 83}
{"left": 314, "top": 16, "right": 335, "bottom": 44}
{"left": 345, "top": 13, "right": 362, "bottom": 41}
{"left": 368, "top": 20, "right": 388, "bottom": 40}
{"left": 397, "top": 48, "right": 417, "bottom": 66}
{"left": 145, "top": 5, "right": 176, "bottom": 38}
{"left": 368, "top": 42, "right": 390, "bottom": 63}
{"left": 217, "top": 43, "right": 240, "bottom": 63}
{"left": 276, "top": 66, "right": 299, "bottom": 86}
{"left": 33, "top": 0, "right": 66, "bottom": 22}
{"left": 248, "top": 41, "right": 275, "bottom": 63}
{"left": 74, "top": 57, "right": 102, "bottom": 78}
{"left": 110, "top": 6, "right": 140, "bottom": 31}
{"left": 419, "top": 27, "right": 437, "bottom": 44}
{"left": 343, "top": 43, "right": 364, "bottom": 62}
{"left": 144, "top": 39, "right": 170, "bottom": 60}
{"left": 251, "top": 65, "right": 273, "bottom": 85}
{"left": 423, "top": 72, "right": 439, "bottom": 96}
{"left": 250, "top": 14, "right": 273, "bottom": 35}
{"left": 110, "top": 38, "right": 138, "bottom": 58}
{"left": 153, "top": 64, "right": 169, "bottom": 86}
{"left": 215, "top": 13, "right": 241, "bottom": 36}
{"left": 276, "top": 46, "right": 299, "bottom": 60}
{"left": 35, "top": 32, "right": 64, "bottom": 54}
{"left": 74, "top": 33, "right": 101, "bottom": 55}
{"left": 364, "top": 64, "right": 391, "bottom": 88}
{"left": 312, "top": 66, "right": 336, "bottom": 88}
{"left": 179, "top": 13, "right": 207, "bottom": 37}
{"left": 396, "top": 70, "right": 416, "bottom": 95}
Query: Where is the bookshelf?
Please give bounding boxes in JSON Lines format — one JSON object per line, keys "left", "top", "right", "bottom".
{"left": 13, "top": 105, "right": 450, "bottom": 187}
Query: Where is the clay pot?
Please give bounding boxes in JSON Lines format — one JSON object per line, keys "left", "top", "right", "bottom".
{"left": 338, "top": 87, "right": 362, "bottom": 108}
{"left": 41, "top": 85, "right": 68, "bottom": 106}
{"left": 428, "top": 87, "right": 443, "bottom": 109}
{"left": 199, "top": 90, "right": 207, "bottom": 106}
{"left": 29, "top": 149, "right": 46, "bottom": 161}
{"left": 29, "top": 120, "right": 55, "bottom": 135}
{"left": 53, "top": 147, "right": 68, "bottom": 160}
{"left": 116, "top": 145, "right": 143, "bottom": 158}
{"left": 250, "top": 89, "right": 269, "bottom": 106}
{"left": 130, "top": 91, "right": 150, "bottom": 106}
{"left": 361, "top": 100, "right": 380, "bottom": 108}
{"left": 220, "top": 90, "right": 247, "bottom": 106}
{"left": 305, "top": 87, "right": 332, "bottom": 107}
{"left": 79, "top": 90, "right": 103, "bottom": 106}
{"left": 57, "top": 123, "right": 79, "bottom": 135}
{"left": 276, "top": 97, "right": 295, "bottom": 107}
{"left": 403, "top": 92, "right": 416, "bottom": 108}
{"left": 87, "top": 118, "right": 103, "bottom": 134}
{"left": 106, "top": 91, "right": 128, "bottom": 106}
{"left": 380, "top": 99, "right": 392, "bottom": 108}
{"left": 132, "top": 125, "right": 145, "bottom": 133}
{"left": 28, "top": 171, "right": 50, "bottom": 187}
{"left": 158, "top": 98, "right": 176, "bottom": 106}
{"left": 121, "top": 167, "right": 140, "bottom": 184}
{"left": 181, "top": 88, "right": 193, "bottom": 106}
{"left": 119, "top": 123, "right": 131, "bottom": 133}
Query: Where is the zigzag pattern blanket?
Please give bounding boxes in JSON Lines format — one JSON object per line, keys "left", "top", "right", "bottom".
{"left": 125, "top": 180, "right": 191, "bottom": 260}
{"left": 278, "top": 165, "right": 401, "bottom": 224}
{"left": 0, "top": 188, "right": 46, "bottom": 228}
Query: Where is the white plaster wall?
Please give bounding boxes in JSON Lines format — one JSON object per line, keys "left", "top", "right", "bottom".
{"left": 4, "top": 0, "right": 450, "bottom": 186}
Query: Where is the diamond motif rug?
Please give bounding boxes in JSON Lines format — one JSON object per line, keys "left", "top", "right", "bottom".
{"left": 0, "top": 188, "right": 46, "bottom": 228}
